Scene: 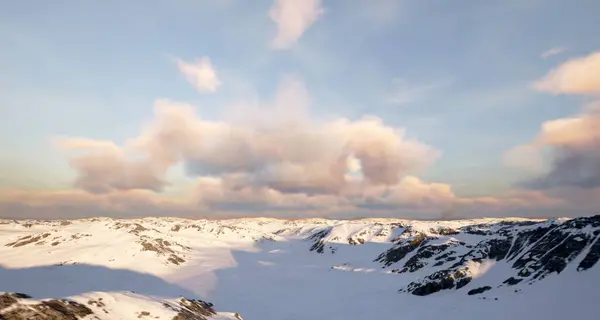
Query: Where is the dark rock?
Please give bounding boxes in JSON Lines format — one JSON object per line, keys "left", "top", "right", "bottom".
{"left": 168, "top": 254, "right": 186, "bottom": 265}
{"left": 503, "top": 277, "right": 523, "bottom": 286}
{"left": 0, "top": 293, "right": 93, "bottom": 320}
{"left": 0, "top": 293, "right": 18, "bottom": 309}
{"left": 456, "top": 277, "right": 472, "bottom": 289}
{"left": 511, "top": 221, "right": 594, "bottom": 280}
{"left": 407, "top": 269, "right": 472, "bottom": 296}
{"left": 347, "top": 237, "right": 365, "bottom": 246}
{"left": 577, "top": 235, "right": 600, "bottom": 271}
{"left": 486, "top": 238, "right": 512, "bottom": 261}
{"left": 410, "top": 276, "right": 456, "bottom": 296}
{"left": 399, "top": 244, "right": 450, "bottom": 273}
{"left": 429, "top": 227, "right": 459, "bottom": 236}
{"left": 171, "top": 298, "right": 216, "bottom": 320}
{"left": 394, "top": 216, "right": 600, "bottom": 295}
{"left": 375, "top": 232, "right": 431, "bottom": 267}
{"left": 6, "top": 233, "right": 51, "bottom": 248}
{"left": 309, "top": 228, "right": 333, "bottom": 254}
{"left": 467, "top": 286, "right": 492, "bottom": 295}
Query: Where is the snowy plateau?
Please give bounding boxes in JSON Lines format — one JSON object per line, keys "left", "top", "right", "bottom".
{"left": 0, "top": 215, "right": 599, "bottom": 320}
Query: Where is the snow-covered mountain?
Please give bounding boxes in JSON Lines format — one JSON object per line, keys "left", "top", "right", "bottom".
{"left": 1, "top": 215, "right": 599, "bottom": 319}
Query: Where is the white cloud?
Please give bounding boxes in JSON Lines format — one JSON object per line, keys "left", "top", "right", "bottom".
{"left": 28, "top": 76, "right": 466, "bottom": 218}
{"left": 510, "top": 52, "right": 600, "bottom": 190}
{"left": 61, "top": 88, "right": 439, "bottom": 195}
{"left": 269, "top": 0, "right": 324, "bottom": 49}
{"left": 176, "top": 57, "right": 221, "bottom": 93}
{"left": 534, "top": 51, "right": 600, "bottom": 95}
{"left": 507, "top": 107, "right": 600, "bottom": 190}
{"left": 541, "top": 47, "right": 566, "bottom": 59}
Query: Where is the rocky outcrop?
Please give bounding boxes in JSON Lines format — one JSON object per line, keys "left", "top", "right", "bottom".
{"left": 5, "top": 233, "right": 52, "bottom": 247}
{"left": 377, "top": 215, "right": 600, "bottom": 296}
{"left": 170, "top": 298, "right": 216, "bottom": 320}
{"left": 138, "top": 237, "right": 190, "bottom": 265}
{"left": 308, "top": 228, "right": 334, "bottom": 254}
{"left": 301, "top": 215, "right": 600, "bottom": 297}
{"left": 467, "top": 286, "right": 492, "bottom": 295}
{"left": 0, "top": 293, "right": 93, "bottom": 320}
{"left": 375, "top": 229, "right": 432, "bottom": 267}
{"left": 0, "top": 293, "right": 237, "bottom": 320}
{"left": 404, "top": 268, "right": 472, "bottom": 296}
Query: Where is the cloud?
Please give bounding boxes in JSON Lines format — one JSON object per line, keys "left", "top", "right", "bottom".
{"left": 443, "top": 189, "right": 568, "bottom": 219}
{"left": 540, "top": 47, "right": 566, "bottom": 59}
{"left": 503, "top": 144, "right": 545, "bottom": 171}
{"left": 507, "top": 51, "right": 600, "bottom": 195}
{"left": 269, "top": 0, "right": 324, "bottom": 49}
{"left": 55, "top": 77, "right": 439, "bottom": 200}
{"left": 534, "top": 51, "right": 600, "bottom": 95}
{"left": 56, "top": 137, "right": 168, "bottom": 194}
{"left": 3, "top": 75, "right": 500, "bottom": 219}
{"left": 0, "top": 189, "right": 199, "bottom": 220}
{"left": 522, "top": 107, "right": 600, "bottom": 190}
{"left": 506, "top": 98, "right": 600, "bottom": 189}
{"left": 353, "top": 176, "right": 456, "bottom": 210}
{"left": 0, "top": 175, "right": 459, "bottom": 220}
{"left": 4, "top": 178, "right": 596, "bottom": 220}
{"left": 13, "top": 72, "right": 581, "bottom": 220}
{"left": 176, "top": 57, "right": 221, "bottom": 93}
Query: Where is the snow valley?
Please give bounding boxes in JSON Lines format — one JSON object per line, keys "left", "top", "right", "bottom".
{"left": 1, "top": 215, "right": 599, "bottom": 319}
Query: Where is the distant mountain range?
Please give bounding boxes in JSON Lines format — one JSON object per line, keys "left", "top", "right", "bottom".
{"left": 1, "top": 215, "right": 599, "bottom": 319}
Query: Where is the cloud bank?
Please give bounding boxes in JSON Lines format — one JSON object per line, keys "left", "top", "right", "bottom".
{"left": 3, "top": 30, "right": 600, "bottom": 221}
{"left": 2, "top": 74, "right": 571, "bottom": 220}
{"left": 60, "top": 77, "right": 439, "bottom": 196}
{"left": 0, "top": 76, "right": 467, "bottom": 219}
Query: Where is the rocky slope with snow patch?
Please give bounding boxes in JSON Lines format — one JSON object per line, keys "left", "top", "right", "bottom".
{"left": 0, "top": 292, "right": 240, "bottom": 320}
{"left": 1, "top": 215, "right": 599, "bottom": 319}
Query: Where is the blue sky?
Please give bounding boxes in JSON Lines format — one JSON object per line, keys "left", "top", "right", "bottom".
{"left": 1, "top": 0, "right": 600, "bottom": 219}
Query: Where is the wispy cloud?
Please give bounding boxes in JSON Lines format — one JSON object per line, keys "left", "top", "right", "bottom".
{"left": 385, "top": 78, "right": 454, "bottom": 106}
{"left": 269, "top": 0, "right": 325, "bottom": 50}
{"left": 541, "top": 47, "right": 567, "bottom": 59}
{"left": 176, "top": 57, "right": 221, "bottom": 93}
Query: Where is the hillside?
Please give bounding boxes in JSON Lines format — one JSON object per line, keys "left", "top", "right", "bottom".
{"left": 1, "top": 215, "right": 599, "bottom": 319}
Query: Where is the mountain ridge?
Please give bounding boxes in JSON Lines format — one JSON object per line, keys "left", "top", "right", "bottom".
{"left": 1, "top": 214, "right": 599, "bottom": 319}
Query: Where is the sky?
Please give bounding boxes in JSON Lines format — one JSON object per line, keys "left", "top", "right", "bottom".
{"left": 1, "top": 0, "right": 600, "bottom": 220}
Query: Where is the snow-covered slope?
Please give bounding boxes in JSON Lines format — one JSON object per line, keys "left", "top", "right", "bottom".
{"left": 1, "top": 215, "right": 599, "bottom": 319}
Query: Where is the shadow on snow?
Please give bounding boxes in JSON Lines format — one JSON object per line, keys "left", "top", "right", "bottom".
{"left": 0, "top": 263, "right": 199, "bottom": 299}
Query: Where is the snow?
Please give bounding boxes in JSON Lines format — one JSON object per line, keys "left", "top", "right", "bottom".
{"left": 0, "top": 217, "right": 598, "bottom": 319}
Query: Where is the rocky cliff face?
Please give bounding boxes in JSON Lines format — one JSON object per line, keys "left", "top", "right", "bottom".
{"left": 309, "top": 215, "right": 600, "bottom": 296}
